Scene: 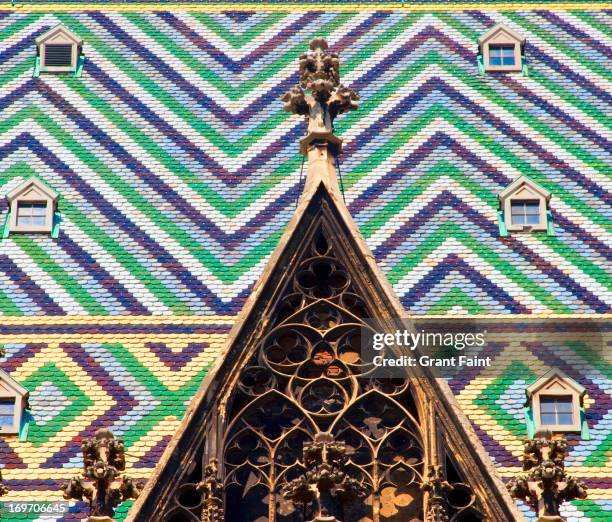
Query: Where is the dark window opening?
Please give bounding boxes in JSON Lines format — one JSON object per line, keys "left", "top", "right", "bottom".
{"left": 44, "top": 44, "right": 73, "bottom": 67}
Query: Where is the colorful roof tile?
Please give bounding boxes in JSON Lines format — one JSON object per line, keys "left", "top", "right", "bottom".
{"left": 1, "top": 10, "right": 610, "bottom": 316}
{"left": 0, "top": 5, "right": 610, "bottom": 521}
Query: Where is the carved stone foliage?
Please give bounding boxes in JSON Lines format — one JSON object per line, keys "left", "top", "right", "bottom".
{"left": 422, "top": 465, "right": 452, "bottom": 522}
{"left": 421, "top": 459, "right": 483, "bottom": 522}
{"left": 281, "top": 432, "right": 369, "bottom": 521}
{"left": 220, "top": 225, "right": 425, "bottom": 522}
{"left": 507, "top": 430, "right": 587, "bottom": 521}
{"left": 0, "top": 469, "right": 7, "bottom": 497}
{"left": 0, "top": 470, "right": 6, "bottom": 521}
{"left": 62, "top": 428, "right": 141, "bottom": 520}
{"left": 298, "top": 38, "right": 340, "bottom": 96}
{"left": 282, "top": 39, "right": 359, "bottom": 153}
{"left": 198, "top": 459, "right": 224, "bottom": 522}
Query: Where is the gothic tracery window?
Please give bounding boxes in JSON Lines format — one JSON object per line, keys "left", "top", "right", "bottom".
{"left": 221, "top": 226, "right": 425, "bottom": 522}
{"left": 135, "top": 37, "right": 512, "bottom": 522}
{"left": 159, "top": 209, "right": 486, "bottom": 522}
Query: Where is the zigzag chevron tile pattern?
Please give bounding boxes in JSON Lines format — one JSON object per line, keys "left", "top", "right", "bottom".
{"left": 0, "top": 317, "right": 610, "bottom": 520}
{"left": 0, "top": 7, "right": 611, "bottom": 522}
{"left": 0, "top": 11, "right": 610, "bottom": 317}
{"left": 0, "top": 317, "right": 233, "bottom": 520}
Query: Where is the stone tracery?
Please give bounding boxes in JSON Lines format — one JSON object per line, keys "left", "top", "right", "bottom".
{"left": 131, "top": 37, "right": 517, "bottom": 522}
{"left": 221, "top": 226, "right": 426, "bottom": 522}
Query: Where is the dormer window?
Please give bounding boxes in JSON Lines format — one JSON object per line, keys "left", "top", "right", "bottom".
{"left": 478, "top": 24, "right": 525, "bottom": 72}
{"left": 0, "top": 370, "right": 29, "bottom": 435}
{"left": 5, "top": 177, "right": 58, "bottom": 234}
{"left": 499, "top": 176, "right": 551, "bottom": 233}
{"left": 35, "top": 24, "right": 83, "bottom": 73}
{"left": 526, "top": 369, "right": 585, "bottom": 435}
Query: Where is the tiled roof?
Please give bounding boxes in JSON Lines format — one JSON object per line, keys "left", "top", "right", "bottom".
{"left": 0, "top": 316, "right": 232, "bottom": 519}
{"left": 1, "top": 10, "right": 610, "bottom": 316}
{"left": 0, "top": 6, "right": 610, "bottom": 522}
{"left": 0, "top": 316, "right": 610, "bottom": 521}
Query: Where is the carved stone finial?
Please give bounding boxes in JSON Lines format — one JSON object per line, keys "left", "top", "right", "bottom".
{"left": 281, "top": 432, "right": 369, "bottom": 522}
{"left": 197, "top": 459, "right": 224, "bottom": 522}
{"left": 282, "top": 38, "right": 359, "bottom": 154}
{"left": 421, "top": 465, "right": 453, "bottom": 522}
{"left": 62, "top": 428, "right": 142, "bottom": 521}
{"left": 309, "top": 38, "right": 328, "bottom": 51}
{"left": 507, "top": 431, "right": 587, "bottom": 521}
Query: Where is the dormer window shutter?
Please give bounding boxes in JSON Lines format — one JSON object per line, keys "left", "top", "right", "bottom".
{"left": 43, "top": 43, "right": 74, "bottom": 67}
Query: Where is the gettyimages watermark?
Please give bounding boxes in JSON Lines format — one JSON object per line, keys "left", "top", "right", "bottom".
{"left": 360, "top": 318, "right": 608, "bottom": 379}
{"left": 371, "top": 328, "right": 490, "bottom": 368}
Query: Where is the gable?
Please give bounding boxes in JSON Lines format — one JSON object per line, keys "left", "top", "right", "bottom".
{"left": 512, "top": 186, "right": 539, "bottom": 199}
{"left": 0, "top": 369, "right": 28, "bottom": 399}
{"left": 527, "top": 368, "right": 585, "bottom": 398}
{"left": 499, "top": 176, "right": 551, "bottom": 202}
{"left": 6, "top": 178, "right": 58, "bottom": 203}
{"left": 14, "top": 186, "right": 47, "bottom": 201}
{"left": 35, "top": 25, "right": 83, "bottom": 46}
{"left": 0, "top": 377, "right": 26, "bottom": 398}
{"left": 127, "top": 179, "right": 520, "bottom": 521}
{"left": 478, "top": 24, "right": 525, "bottom": 47}
{"left": 538, "top": 379, "right": 575, "bottom": 395}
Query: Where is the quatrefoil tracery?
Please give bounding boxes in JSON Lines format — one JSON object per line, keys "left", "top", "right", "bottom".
{"left": 221, "top": 229, "right": 427, "bottom": 521}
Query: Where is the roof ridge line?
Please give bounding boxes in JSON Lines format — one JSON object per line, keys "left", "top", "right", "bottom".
{"left": 2, "top": 2, "right": 611, "bottom": 13}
